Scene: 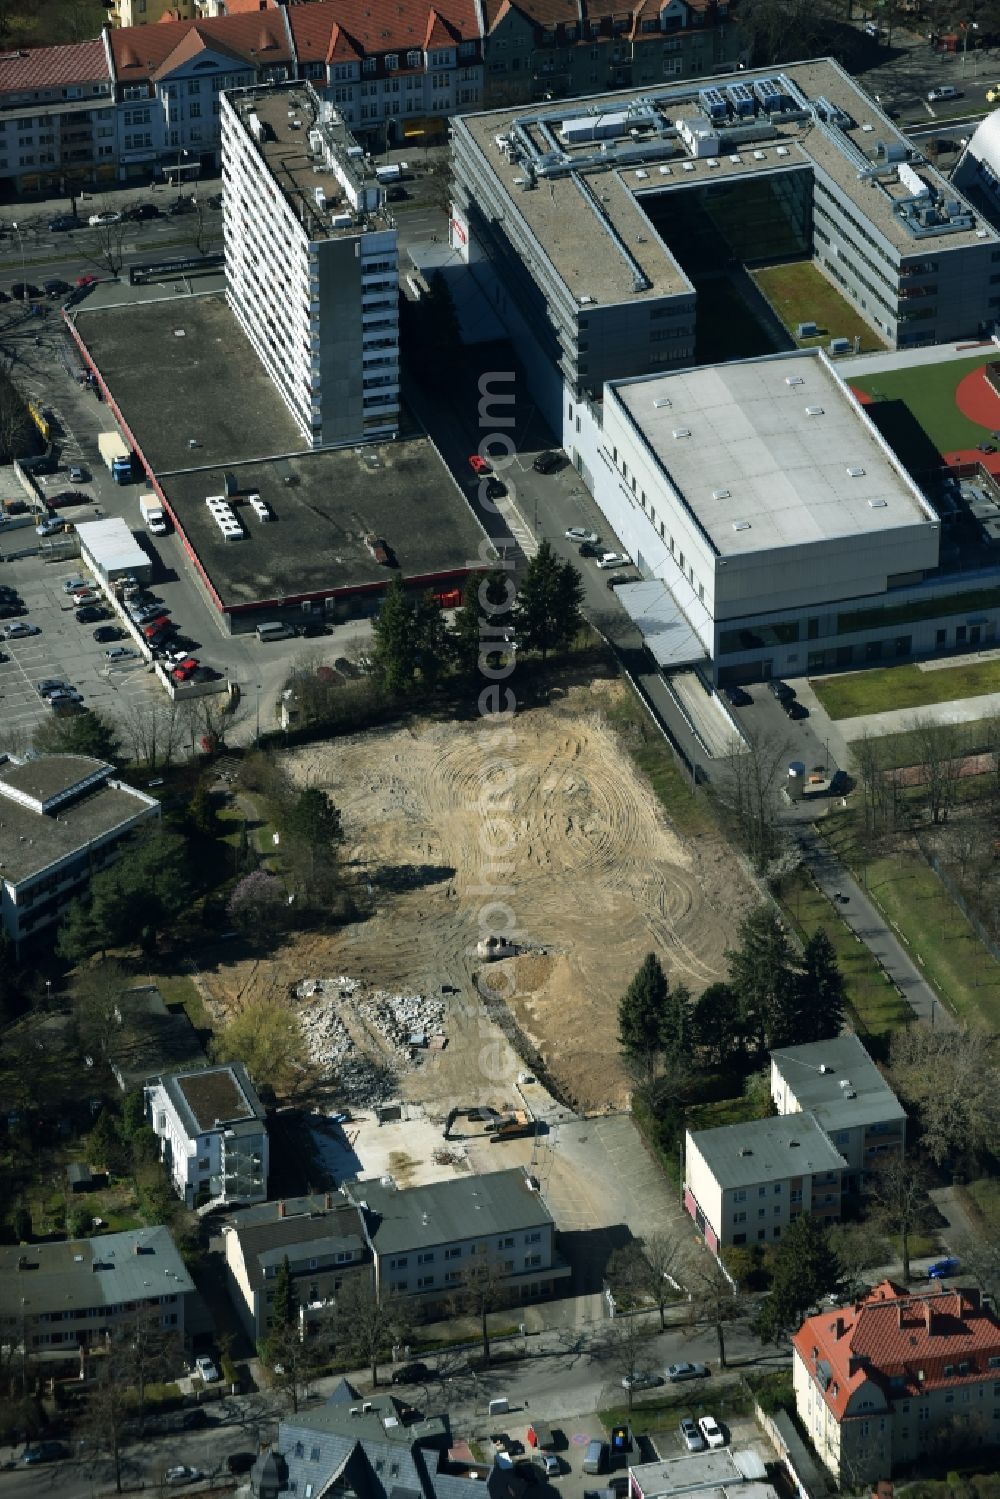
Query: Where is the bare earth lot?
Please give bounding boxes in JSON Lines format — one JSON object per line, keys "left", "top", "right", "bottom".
{"left": 200, "top": 681, "right": 753, "bottom": 1113}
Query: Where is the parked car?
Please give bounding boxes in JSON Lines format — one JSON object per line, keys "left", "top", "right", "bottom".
{"left": 143, "top": 617, "right": 174, "bottom": 639}
{"left": 195, "top": 1355, "right": 220, "bottom": 1382}
{"left": 783, "top": 699, "right": 809, "bottom": 720}
{"left": 722, "top": 685, "right": 752, "bottom": 707}
{"left": 207, "top": 193, "right": 223, "bottom": 210}
{"left": 533, "top": 450, "right": 562, "bottom": 474}
{"left": 468, "top": 454, "right": 490, "bottom": 475}
{"left": 125, "top": 203, "right": 160, "bottom": 221}
{"left": 622, "top": 1371, "right": 662, "bottom": 1391}
{"left": 75, "top": 273, "right": 98, "bottom": 288}
{"left": 485, "top": 477, "right": 506, "bottom": 499}
{"left": 48, "top": 215, "right": 79, "bottom": 232}
{"left": 50, "top": 490, "right": 89, "bottom": 509}
{"left": 168, "top": 196, "right": 195, "bottom": 215}
{"left": 679, "top": 1418, "right": 705, "bottom": 1454}
{"left": 70, "top": 588, "right": 97, "bottom": 604}
{"left": 94, "top": 625, "right": 124, "bottom": 643}
{"left": 46, "top": 689, "right": 83, "bottom": 707}
{"left": 698, "top": 1416, "right": 725, "bottom": 1450}
{"left": 43, "top": 278, "right": 71, "bottom": 298}
{"left": 227, "top": 1454, "right": 256, "bottom": 1475}
{"left": 36, "top": 517, "right": 64, "bottom": 537}
{"left": 68, "top": 465, "right": 88, "bottom": 483}
{"left": 390, "top": 1361, "right": 430, "bottom": 1385}
{"left": 22, "top": 1442, "right": 68, "bottom": 1465}
{"left": 76, "top": 605, "right": 109, "bottom": 624}
{"left": 37, "top": 679, "right": 70, "bottom": 697}
{"left": 597, "top": 551, "right": 629, "bottom": 569}
{"left": 605, "top": 571, "right": 639, "bottom": 589}
{"left": 12, "top": 282, "right": 40, "bottom": 300}
{"left": 929, "top": 1257, "right": 960, "bottom": 1279}
{"left": 88, "top": 210, "right": 121, "bottom": 226}
{"left": 172, "top": 658, "right": 200, "bottom": 682}
{"left": 928, "top": 86, "right": 959, "bottom": 103}
{"left": 768, "top": 679, "right": 795, "bottom": 703}
{"left": 105, "top": 646, "right": 135, "bottom": 662}
{"left": 4, "top": 621, "right": 40, "bottom": 638}
{"left": 165, "top": 1466, "right": 202, "bottom": 1486}
{"left": 666, "top": 1362, "right": 710, "bottom": 1382}
{"left": 0, "top": 599, "right": 26, "bottom": 617}
{"left": 536, "top": 1453, "right": 561, "bottom": 1477}
{"left": 565, "top": 527, "right": 600, "bottom": 545}
{"left": 62, "top": 575, "right": 88, "bottom": 594}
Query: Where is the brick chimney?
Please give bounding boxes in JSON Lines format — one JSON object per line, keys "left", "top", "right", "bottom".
{"left": 923, "top": 1301, "right": 935, "bottom": 1334}
{"left": 277, "top": 1200, "right": 285, "bottom": 1218}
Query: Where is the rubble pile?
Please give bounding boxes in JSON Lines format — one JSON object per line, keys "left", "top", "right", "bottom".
{"left": 356, "top": 988, "right": 446, "bottom": 1058}
{"left": 292, "top": 976, "right": 446, "bottom": 1087}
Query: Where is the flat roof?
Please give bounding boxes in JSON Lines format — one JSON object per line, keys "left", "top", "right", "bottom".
{"left": 159, "top": 1063, "right": 265, "bottom": 1135}
{"left": 73, "top": 295, "right": 487, "bottom": 609}
{"left": 688, "top": 1113, "right": 847, "bottom": 1189}
{"left": 352, "top": 1168, "right": 553, "bottom": 1254}
{"left": 0, "top": 753, "right": 108, "bottom": 810}
{"left": 609, "top": 350, "right": 935, "bottom": 556}
{"left": 0, "top": 1226, "right": 193, "bottom": 1318}
{"left": 630, "top": 1450, "right": 765, "bottom": 1498}
{"left": 771, "top": 1034, "right": 906, "bottom": 1133}
{"left": 456, "top": 58, "right": 996, "bottom": 309}
{"left": 0, "top": 764, "right": 158, "bottom": 888}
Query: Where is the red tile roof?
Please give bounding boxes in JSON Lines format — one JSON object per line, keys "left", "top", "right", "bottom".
{"left": 0, "top": 40, "right": 109, "bottom": 96}
{"left": 793, "top": 1280, "right": 1000, "bottom": 1422}
{"left": 110, "top": 9, "right": 291, "bottom": 81}
{"left": 288, "top": 0, "right": 478, "bottom": 59}
{"left": 481, "top": 0, "right": 720, "bottom": 37}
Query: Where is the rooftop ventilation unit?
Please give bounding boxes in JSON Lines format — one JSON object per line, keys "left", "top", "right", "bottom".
{"left": 846, "top": 466, "right": 866, "bottom": 477}
{"left": 978, "top": 228, "right": 990, "bottom": 238}
{"left": 658, "top": 164, "right": 672, "bottom": 175}
{"left": 635, "top": 168, "right": 648, "bottom": 179}
{"left": 730, "top": 154, "right": 742, "bottom": 164}
{"left": 707, "top": 158, "right": 720, "bottom": 168}
{"left": 805, "top": 405, "right": 824, "bottom": 416}
{"left": 776, "top": 146, "right": 790, "bottom": 157}
{"left": 682, "top": 162, "right": 695, "bottom": 172}
{"left": 672, "top": 427, "right": 691, "bottom": 438}
{"left": 652, "top": 396, "right": 671, "bottom": 408}
{"left": 739, "top": 1146, "right": 753, "bottom": 1156}
{"left": 733, "top": 520, "right": 751, "bottom": 531}
{"left": 753, "top": 150, "right": 766, "bottom": 161}
{"left": 785, "top": 376, "right": 804, "bottom": 386}
{"left": 712, "top": 488, "right": 731, "bottom": 500}
{"left": 868, "top": 498, "right": 888, "bottom": 508}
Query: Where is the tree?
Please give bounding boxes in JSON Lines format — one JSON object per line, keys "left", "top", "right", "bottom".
{"left": 889, "top": 1027, "right": 1000, "bottom": 1169}
{"left": 688, "top": 1256, "right": 748, "bottom": 1369}
{"left": 726, "top": 906, "right": 802, "bottom": 1053}
{"left": 634, "top": 1232, "right": 683, "bottom": 1331}
{"left": 692, "top": 982, "right": 743, "bottom": 1068}
{"left": 514, "top": 540, "right": 583, "bottom": 660}
{"left": 70, "top": 958, "right": 135, "bottom": 1057}
{"left": 81, "top": 1340, "right": 132, "bottom": 1493}
{"left": 450, "top": 569, "right": 514, "bottom": 680}
{"left": 331, "top": 1277, "right": 410, "bottom": 1387}
{"left": 827, "top": 1221, "right": 889, "bottom": 1303}
{"left": 607, "top": 1310, "right": 646, "bottom": 1414}
{"left": 455, "top": 1252, "right": 514, "bottom": 1366}
{"left": 210, "top": 995, "right": 306, "bottom": 1096}
{"left": 82, "top": 211, "right": 128, "bottom": 278}
{"left": 88, "top": 1108, "right": 127, "bottom": 1176}
{"left": 866, "top": 1153, "right": 930, "bottom": 1285}
{"left": 272, "top": 1255, "right": 298, "bottom": 1331}
{"left": 735, "top": 0, "right": 825, "bottom": 63}
{"left": 33, "top": 706, "right": 121, "bottom": 761}
{"left": 618, "top": 953, "right": 669, "bottom": 1081}
{"left": 57, "top": 897, "right": 103, "bottom": 966}
{"left": 371, "top": 578, "right": 417, "bottom": 695}
{"left": 188, "top": 779, "right": 220, "bottom": 838}
{"left": 227, "top": 870, "right": 287, "bottom": 938}
{"left": 799, "top": 930, "right": 846, "bottom": 1043}
{"left": 121, "top": 1304, "right": 182, "bottom": 1437}
{"left": 259, "top": 1320, "right": 323, "bottom": 1414}
{"left": 412, "top": 591, "right": 450, "bottom": 691}
{"left": 0, "top": 373, "right": 32, "bottom": 462}
{"left": 911, "top": 715, "right": 964, "bottom": 826}
{"left": 720, "top": 725, "right": 788, "bottom": 874}
{"left": 753, "top": 1216, "right": 842, "bottom": 1344}
{"left": 283, "top": 788, "right": 343, "bottom": 887}
{"left": 58, "top": 829, "right": 193, "bottom": 960}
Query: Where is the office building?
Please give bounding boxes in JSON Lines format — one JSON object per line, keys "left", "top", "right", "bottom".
{"left": 222, "top": 81, "right": 400, "bottom": 447}
{"left": 146, "top": 1062, "right": 269, "bottom": 1208}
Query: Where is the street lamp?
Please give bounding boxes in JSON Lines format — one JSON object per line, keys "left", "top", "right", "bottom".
{"left": 962, "top": 20, "right": 979, "bottom": 74}
{"left": 10, "top": 220, "right": 25, "bottom": 293}
{"left": 174, "top": 145, "right": 188, "bottom": 196}
{"left": 255, "top": 683, "right": 261, "bottom": 744}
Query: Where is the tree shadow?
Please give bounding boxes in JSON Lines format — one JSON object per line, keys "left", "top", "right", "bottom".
{"left": 368, "top": 863, "right": 456, "bottom": 893}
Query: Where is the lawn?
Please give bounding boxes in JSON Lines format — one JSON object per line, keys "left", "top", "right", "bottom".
{"left": 606, "top": 685, "right": 714, "bottom": 840}
{"left": 7, "top": 0, "right": 106, "bottom": 47}
{"left": 810, "top": 658, "right": 1000, "bottom": 720}
{"left": 687, "top": 1094, "right": 771, "bottom": 1132}
{"left": 849, "top": 352, "right": 994, "bottom": 454}
{"left": 152, "top": 971, "right": 213, "bottom": 1034}
{"left": 963, "top": 1176, "right": 1000, "bottom": 1233}
{"left": 848, "top": 718, "right": 998, "bottom": 770}
{"left": 777, "top": 867, "right": 911, "bottom": 1039}
{"left": 751, "top": 261, "right": 887, "bottom": 354}
{"left": 600, "top": 1378, "right": 752, "bottom": 1436}
{"left": 820, "top": 821, "right": 1000, "bottom": 1029}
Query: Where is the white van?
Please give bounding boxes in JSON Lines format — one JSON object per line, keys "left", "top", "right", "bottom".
{"left": 928, "top": 85, "right": 958, "bottom": 102}
{"left": 256, "top": 621, "right": 296, "bottom": 643}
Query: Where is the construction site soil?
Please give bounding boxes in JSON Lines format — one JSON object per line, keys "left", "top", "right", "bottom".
{"left": 198, "top": 681, "right": 754, "bottom": 1114}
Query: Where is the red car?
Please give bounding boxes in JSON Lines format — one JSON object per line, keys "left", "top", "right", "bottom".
{"left": 171, "top": 657, "right": 199, "bottom": 681}
{"left": 49, "top": 490, "right": 88, "bottom": 508}
{"left": 142, "top": 615, "right": 172, "bottom": 639}
{"left": 75, "top": 274, "right": 98, "bottom": 288}
{"left": 70, "top": 587, "right": 97, "bottom": 603}
{"left": 468, "top": 454, "right": 490, "bottom": 475}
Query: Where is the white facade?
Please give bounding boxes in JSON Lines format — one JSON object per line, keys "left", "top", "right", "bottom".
{"left": 146, "top": 1064, "right": 268, "bottom": 1208}
{"left": 221, "top": 82, "right": 399, "bottom": 448}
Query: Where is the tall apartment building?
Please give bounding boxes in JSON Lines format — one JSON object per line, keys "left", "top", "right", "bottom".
{"left": 221, "top": 81, "right": 400, "bottom": 447}
{"left": 145, "top": 1063, "right": 269, "bottom": 1208}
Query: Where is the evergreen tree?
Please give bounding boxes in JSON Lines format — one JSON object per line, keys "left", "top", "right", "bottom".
{"left": 618, "top": 953, "right": 669, "bottom": 1079}
{"left": 33, "top": 707, "right": 121, "bottom": 762}
{"left": 57, "top": 896, "right": 102, "bottom": 964}
{"left": 450, "top": 570, "right": 513, "bottom": 680}
{"left": 726, "top": 906, "right": 801, "bottom": 1054}
{"left": 412, "top": 591, "right": 450, "bottom": 690}
{"left": 753, "top": 1215, "right": 842, "bottom": 1344}
{"left": 800, "top": 929, "right": 846, "bottom": 1042}
{"left": 57, "top": 829, "right": 193, "bottom": 961}
{"left": 285, "top": 789, "right": 343, "bottom": 857}
{"left": 692, "top": 982, "right": 743, "bottom": 1068}
{"left": 658, "top": 980, "right": 693, "bottom": 1068}
{"left": 271, "top": 1254, "right": 298, "bottom": 1330}
{"left": 188, "top": 779, "right": 219, "bottom": 838}
{"left": 371, "top": 578, "right": 417, "bottom": 695}
{"left": 514, "top": 540, "right": 584, "bottom": 660}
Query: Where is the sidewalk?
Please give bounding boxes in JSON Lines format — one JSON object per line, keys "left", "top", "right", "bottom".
{"left": 794, "top": 826, "right": 954, "bottom": 1030}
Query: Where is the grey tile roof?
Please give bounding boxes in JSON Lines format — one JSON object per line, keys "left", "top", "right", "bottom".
{"left": 158, "top": 1061, "right": 266, "bottom": 1137}
{"left": 688, "top": 1113, "right": 847, "bottom": 1190}
{"left": 351, "top": 1169, "right": 553, "bottom": 1255}
{"left": 770, "top": 1035, "right": 906, "bottom": 1134}
{"left": 232, "top": 1204, "right": 367, "bottom": 1292}
{"left": 0, "top": 1225, "right": 193, "bottom": 1317}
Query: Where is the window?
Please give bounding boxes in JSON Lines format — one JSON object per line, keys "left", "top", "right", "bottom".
{"left": 445, "top": 1247, "right": 461, "bottom": 1260}
{"left": 385, "top": 54, "right": 399, "bottom": 70}
{"left": 525, "top": 1253, "right": 541, "bottom": 1268}
{"left": 758, "top": 1187, "right": 766, "bottom": 1198}
{"left": 407, "top": 49, "right": 422, "bottom": 66}
{"left": 310, "top": 1448, "right": 321, "bottom": 1462}
{"left": 417, "top": 1252, "right": 434, "bottom": 1265}
{"left": 733, "top": 1211, "right": 747, "bottom": 1224}
{"left": 773, "top": 1184, "right": 782, "bottom": 1195}
{"left": 525, "top": 1231, "right": 541, "bottom": 1244}
{"left": 499, "top": 1236, "right": 514, "bottom": 1249}
{"left": 734, "top": 1189, "right": 746, "bottom": 1202}
{"left": 416, "top": 1274, "right": 434, "bottom": 1288}
{"left": 391, "top": 1256, "right": 408, "bottom": 1269}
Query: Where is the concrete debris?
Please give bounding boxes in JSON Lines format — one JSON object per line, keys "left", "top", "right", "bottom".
{"left": 292, "top": 975, "right": 447, "bottom": 1108}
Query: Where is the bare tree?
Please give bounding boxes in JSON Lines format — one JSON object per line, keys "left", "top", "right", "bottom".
{"left": 71, "top": 958, "right": 136, "bottom": 1059}
{"left": 331, "top": 1277, "right": 411, "bottom": 1387}
{"left": 0, "top": 374, "right": 32, "bottom": 461}
{"left": 607, "top": 1311, "right": 647, "bottom": 1414}
{"left": 121, "top": 1304, "right": 182, "bottom": 1436}
{"left": 260, "top": 1319, "right": 325, "bottom": 1414}
{"left": 454, "top": 1251, "right": 515, "bottom": 1366}
{"left": 720, "top": 724, "right": 789, "bottom": 874}
{"left": 81, "top": 1340, "right": 132, "bottom": 1493}
{"left": 866, "top": 1153, "right": 931, "bottom": 1284}
{"left": 633, "top": 1233, "right": 683, "bottom": 1331}
{"left": 118, "top": 697, "right": 185, "bottom": 770}
{"left": 687, "top": 1256, "right": 747, "bottom": 1369}
{"left": 82, "top": 209, "right": 128, "bottom": 279}
{"left": 889, "top": 1026, "right": 1000, "bottom": 1168}
{"left": 910, "top": 715, "right": 964, "bottom": 826}
{"left": 827, "top": 1221, "right": 889, "bottom": 1303}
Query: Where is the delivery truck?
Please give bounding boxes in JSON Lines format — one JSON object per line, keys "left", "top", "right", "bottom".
{"left": 98, "top": 430, "right": 134, "bottom": 485}
{"left": 139, "top": 493, "right": 167, "bottom": 536}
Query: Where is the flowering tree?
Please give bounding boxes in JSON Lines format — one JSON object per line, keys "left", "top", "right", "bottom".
{"left": 227, "top": 870, "right": 286, "bottom": 935}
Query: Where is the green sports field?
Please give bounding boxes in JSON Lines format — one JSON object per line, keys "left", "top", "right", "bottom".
{"left": 849, "top": 354, "right": 995, "bottom": 455}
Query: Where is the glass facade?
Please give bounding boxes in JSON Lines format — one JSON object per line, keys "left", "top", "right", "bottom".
{"left": 644, "top": 167, "right": 813, "bottom": 277}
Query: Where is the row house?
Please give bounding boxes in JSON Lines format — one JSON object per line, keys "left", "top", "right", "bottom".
{"left": 794, "top": 1280, "right": 1000, "bottom": 1483}
{"left": 0, "top": 40, "right": 116, "bottom": 198}
{"left": 480, "top": 0, "right": 743, "bottom": 110}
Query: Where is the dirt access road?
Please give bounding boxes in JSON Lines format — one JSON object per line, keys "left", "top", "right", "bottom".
{"left": 203, "top": 680, "right": 754, "bottom": 1113}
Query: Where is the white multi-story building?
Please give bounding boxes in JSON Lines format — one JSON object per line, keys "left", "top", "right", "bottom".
{"left": 221, "top": 81, "right": 399, "bottom": 447}
{"left": 145, "top": 1063, "right": 269, "bottom": 1208}
{"left": 794, "top": 1280, "right": 1000, "bottom": 1482}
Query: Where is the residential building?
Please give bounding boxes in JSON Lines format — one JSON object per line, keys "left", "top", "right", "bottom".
{"left": 221, "top": 81, "right": 400, "bottom": 447}
{"left": 450, "top": 59, "right": 1000, "bottom": 437}
{"left": 223, "top": 1192, "right": 370, "bottom": 1341}
{"left": 348, "top": 1168, "right": 571, "bottom": 1307}
{"left": 770, "top": 1034, "right": 906, "bottom": 1193}
{"left": 145, "top": 1062, "right": 269, "bottom": 1208}
{"left": 684, "top": 1113, "right": 847, "bottom": 1252}
{"left": 481, "top": 0, "right": 742, "bottom": 111}
{"left": 0, "top": 41, "right": 116, "bottom": 199}
{"left": 793, "top": 1280, "right": 1000, "bottom": 1483}
{"left": 0, "top": 754, "right": 160, "bottom": 949}
{"left": 0, "top": 1226, "right": 194, "bottom": 1362}
{"left": 104, "top": 984, "right": 206, "bottom": 1093}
